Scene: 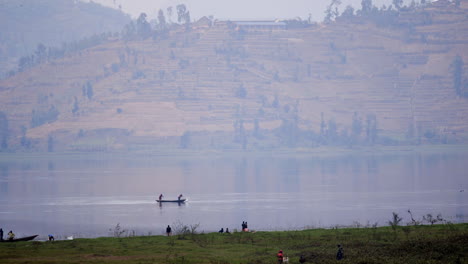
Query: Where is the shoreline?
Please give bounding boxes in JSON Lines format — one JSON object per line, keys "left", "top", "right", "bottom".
{"left": 1, "top": 223, "right": 467, "bottom": 263}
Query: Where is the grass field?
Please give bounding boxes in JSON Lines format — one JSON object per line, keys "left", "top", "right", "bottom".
{"left": 1, "top": 223, "right": 467, "bottom": 264}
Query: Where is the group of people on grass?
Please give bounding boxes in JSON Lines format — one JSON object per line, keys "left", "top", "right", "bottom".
{"left": 277, "top": 245, "right": 344, "bottom": 263}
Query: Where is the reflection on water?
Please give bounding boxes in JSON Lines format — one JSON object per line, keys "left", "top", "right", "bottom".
{"left": 0, "top": 151, "right": 467, "bottom": 238}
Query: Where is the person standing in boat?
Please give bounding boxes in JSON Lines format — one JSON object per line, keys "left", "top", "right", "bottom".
{"left": 7, "top": 230, "right": 15, "bottom": 241}
{"left": 178, "top": 194, "right": 183, "bottom": 201}
{"left": 159, "top": 194, "right": 163, "bottom": 201}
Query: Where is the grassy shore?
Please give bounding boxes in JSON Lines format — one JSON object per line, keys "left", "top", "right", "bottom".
{"left": 1, "top": 224, "right": 467, "bottom": 264}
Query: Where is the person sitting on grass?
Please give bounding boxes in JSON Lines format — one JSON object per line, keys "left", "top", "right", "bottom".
{"left": 48, "top": 234, "right": 55, "bottom": 241}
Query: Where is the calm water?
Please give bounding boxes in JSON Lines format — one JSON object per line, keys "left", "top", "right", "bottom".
{"left": 0, "top": 151, "right": 467, "bottom": 239}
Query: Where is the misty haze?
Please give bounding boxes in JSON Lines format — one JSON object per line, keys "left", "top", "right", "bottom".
{"left": 0, "top": 0, "right": 467, "bottom": 263}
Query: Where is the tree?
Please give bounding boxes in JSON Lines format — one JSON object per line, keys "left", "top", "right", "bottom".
{"left": 392, "top": 0, "right": 403, "bottom": 10}
{"left": 235, "top": 84, "right": 247, "bottom": 98}
{"left": 361, "top": 0, "right": 373, "bottom": 15}
{"left": 351, "top": 112, "right": 363, "bottom": 141}
{"left": 72, "top": 97, "right": 79, "bottom": 115}
{"left": 180, "top": 131, "right": 190, "bottom": 149}
{"left": 158, "top": 9, "right": 166, "bottom": 29}
{"left": 320, "top": 112, "right": 326, "bottom": 136}
{"left": 166, "top": 6, "right": 173, "bottom": 23}
{"left": 176, "top": 4, "right": 190, "bottom": 27}
{"left": 341, "top": 5, "right": 355, "bottom": 18}
{"left": 450, "top": 55, "right": 464, "bottom": 97}
{"left": 122, "top": 21, "right": 136, "bottom": 40}
{"left": 136, "top": 13, "right": 151, "bottom": 39}
{"left": 0, "top": 111, "right": 8, "bottom": 150}
{"left": 47, "top": 134, "right": 54, "bottom": 152}
{"left": 177, "top": 4, "right": 187, "bottom": 23}
{"left": 35, "top": 43, "right": 47, "bottom": 63}
{"left": 366, "top": 114, "right": 378, "bottom": 144}
{"left": 83, "top": 81, "right": 94, "bottom": 100}
{"left": 325, "top": 0, "right": 342, "bottom": 22}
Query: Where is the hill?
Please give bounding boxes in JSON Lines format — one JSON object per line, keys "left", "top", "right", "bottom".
{"left": 0, "top": 0, "right": 131, "bottom": 77}
{"left": 0, "top": 0, "right": 467, "bottom": 152}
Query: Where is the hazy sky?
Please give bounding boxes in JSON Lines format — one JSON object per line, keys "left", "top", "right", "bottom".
{"left": 87, "top": 0, "right": 418, "bottom": 21}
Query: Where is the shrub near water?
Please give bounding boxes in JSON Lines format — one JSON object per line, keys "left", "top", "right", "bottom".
{"left": 0, "top": 224, "right": 467, "bottom": 264}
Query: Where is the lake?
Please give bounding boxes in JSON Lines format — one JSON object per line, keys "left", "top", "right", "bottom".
{"left": 0, "top": 149, "right": 467, "bottom": 239}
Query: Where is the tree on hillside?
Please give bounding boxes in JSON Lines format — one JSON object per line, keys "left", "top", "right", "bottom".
{"left": 158, "top": 9, "right": 166, "bottom": 29}
{"left": 360, "top": 0, "right": 373, "bottom": 15}
{"left": 47, "top": 134, "right": 54, "bottom": 152}
{"left": 83, "top": 81, "right": 94, "bottom": 100}
{"left": 176, "top": 4, "right": 187, "bottom": 23}
{"left": 393, "top": 0, "right": 404, "bottom": 10}
{"left": 180, "top": 131, "right": 191, "bottom": 149}
{"left": 366, "top": 114, "right": 378, "bottom": 144}
{"left": 122, "top": 21, "right": 136, "bottom": 40}
{"left": 176, "top": 4, "right": 191, "bottom": 29}
{"left": 450, "top": 55, "right": 465, "bottom": 97}
{"left": 0, "top": 111, "right": 8, "bottom": 150}
{"left": 167, "top": 6, "right": 173, "bottom": 23}
{"left": 35, "top": 43, "right": 47, "bottom": 64}
{"left": 352, "top": 112, "right": 363, "bottom": 142}
{"left": 136, "top": 13, "right": 151, "bottom": 39}
{"left": 325, "top": 0, "right": 342, "bottom": 23}
{"left": 341, "top": 5, "right": 355, "bottom": 19}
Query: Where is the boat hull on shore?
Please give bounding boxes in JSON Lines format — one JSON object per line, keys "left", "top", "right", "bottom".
{"left": 1, "top": 235, "right": 38, "bottom": 242}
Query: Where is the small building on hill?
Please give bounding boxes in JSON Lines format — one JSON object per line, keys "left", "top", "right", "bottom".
{"left": 193, "top": 16, "right": 212, "bottom": 29}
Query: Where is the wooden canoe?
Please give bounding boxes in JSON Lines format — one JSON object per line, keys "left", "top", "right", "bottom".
{"left": 156, "top": 199, "right": 187, "bottom": 203}
{"left": 1, "top": 235, "right": 38, "bottom": 242}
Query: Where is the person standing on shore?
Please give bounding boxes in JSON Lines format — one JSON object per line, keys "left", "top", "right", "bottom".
{"left": 277, "top": 250, "right": 284, "bottom": 264}
{"left": 0, "top": 228, "right": 3, "bottom": 241}
{"left": 166, "top": 225, "right": 172, "bottom": 236}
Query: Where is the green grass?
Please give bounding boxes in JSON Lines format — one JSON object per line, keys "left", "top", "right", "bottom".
{"left": 1, "top": 224, "right": 467, "bottom": 264}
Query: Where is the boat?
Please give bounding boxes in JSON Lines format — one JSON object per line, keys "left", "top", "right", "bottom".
{"left": 1, "top": 235, "right": 38, "bottom": 242}
{"left": 156, "top": 199, "right": 187, "bottom": 203}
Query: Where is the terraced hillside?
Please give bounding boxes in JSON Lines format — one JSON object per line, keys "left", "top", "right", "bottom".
{"left": 0, "top": 0, "right": 467, "bottom": 152}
